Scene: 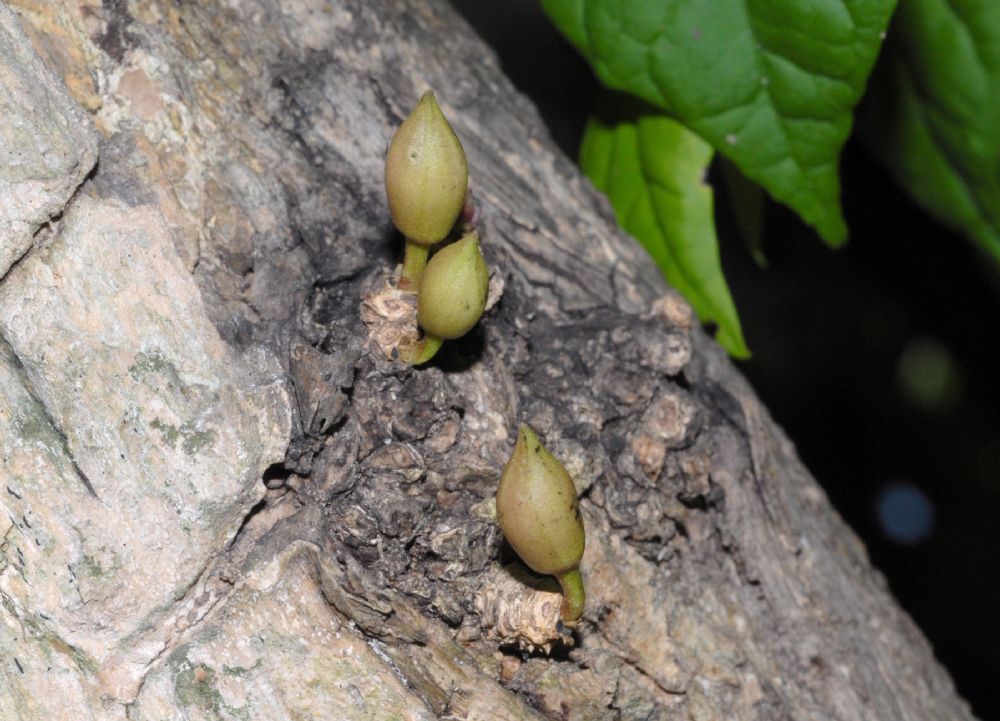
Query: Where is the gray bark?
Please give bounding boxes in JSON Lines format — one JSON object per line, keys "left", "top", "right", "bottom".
{"left": 0, "top": 1, "right": 975, "bottom": 719}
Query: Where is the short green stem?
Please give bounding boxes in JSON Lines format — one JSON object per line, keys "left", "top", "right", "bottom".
{"left": 400, "top": 239, "right": 429, "bottom": 290}
{"left": 406, "top": 334, "right": 444, "bottom": 365}
{"left": 556, "top": 568, "right": 585, "bottom": 624}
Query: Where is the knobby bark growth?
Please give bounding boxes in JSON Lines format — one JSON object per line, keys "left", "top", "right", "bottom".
{"left": 0, "top": 1, "right": 976, "bottom": 719}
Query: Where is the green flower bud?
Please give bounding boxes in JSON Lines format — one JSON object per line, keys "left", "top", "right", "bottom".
{"left": 497, "top": 425, "right": 586, "bottom": 622}
{"left": 417, "top": 231, "right": 489, "bottom": 340}
{"left": 385, "top": 91, "right": 468, "bottom": 245}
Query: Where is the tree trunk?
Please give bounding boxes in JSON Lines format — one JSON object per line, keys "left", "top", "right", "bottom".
{"left": 0, "top": 1, "right": 976, "bottom": 719}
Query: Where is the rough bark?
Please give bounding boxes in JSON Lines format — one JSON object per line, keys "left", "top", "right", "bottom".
{"left": 0, "top": 1, "right": 976, "bottom": 720}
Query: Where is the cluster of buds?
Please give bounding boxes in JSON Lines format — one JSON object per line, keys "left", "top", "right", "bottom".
{"left": 383, "top": 95, "right": 586, "bottom": 629}
{"left": 384, "top": 91, "right": 487, "bottom": 365}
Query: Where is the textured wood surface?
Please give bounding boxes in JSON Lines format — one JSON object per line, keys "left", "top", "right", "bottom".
{"left": 0, "top": 0, "right": 977, "bottom": 719}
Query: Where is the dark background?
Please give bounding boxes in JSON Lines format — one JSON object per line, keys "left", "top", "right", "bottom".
{"left": 449, "top": 2, "right": 1000, "bottom": 718}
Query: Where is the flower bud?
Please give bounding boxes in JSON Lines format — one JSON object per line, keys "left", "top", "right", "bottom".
{"left": 497, "top": 425, "right": 586, "bottom": 622}
{"left": 385, "top": 91, "right": 468, "bottom": 245}
{"left": 417, "top": 231, "right": 489, "bottom": 340}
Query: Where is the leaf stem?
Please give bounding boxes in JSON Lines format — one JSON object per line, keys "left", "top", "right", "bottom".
{"left": 400, "top": 239, "right": 429, "bottom": 290}
{"left": 406, "top": 334, "right": 444, "bottom": 365}
{"left": 556, "top": 568, "right": 585, "bottom": 624}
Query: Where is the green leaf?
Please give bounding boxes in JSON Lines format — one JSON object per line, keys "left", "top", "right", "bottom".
{"left": 542, "top": 0, "right": 898, "bottom": 246}
{"left": 859, "top": 0, "right": 1000, "bottom": 264}
{"left": 580, "top": 105, "right": 750, "bottom": 358}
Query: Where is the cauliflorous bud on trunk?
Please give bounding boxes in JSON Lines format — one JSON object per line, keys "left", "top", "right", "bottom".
{"left": 497, "top": 425, "right": 586, "bottom": 623}
{"left": 385, "top": 91, "right": 468, "bottom": 245}
{"left": 417, "top": 231, "right": 489, "bottom": 340}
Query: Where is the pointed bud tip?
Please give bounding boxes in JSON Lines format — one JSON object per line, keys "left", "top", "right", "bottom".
{"left": 413, "top": 91, "right": 443, "bottom": 123}
{"left": 517, "top": 424, "right": 539, "bottom": 449}
{"left": 454, "top": 230, "right": 482, "bottom": 256}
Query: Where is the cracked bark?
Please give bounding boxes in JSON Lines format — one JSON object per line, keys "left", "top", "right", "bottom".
{"left": 0, "top": 0, "right": 979, "bottom": 719}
